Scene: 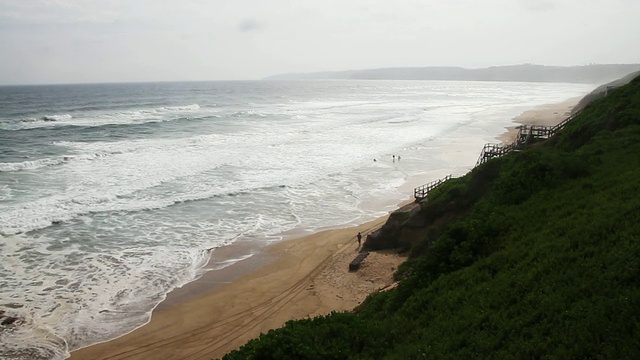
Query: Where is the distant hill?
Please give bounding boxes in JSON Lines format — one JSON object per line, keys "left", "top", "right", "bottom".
{"left": 264, "top": 64, "right": 640, "bottom": 84}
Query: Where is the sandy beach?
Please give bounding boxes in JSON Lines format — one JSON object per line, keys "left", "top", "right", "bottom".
{"left": 69, "top": 212, "right": 406, "bottom": 360}
{"left": 497, "top": 96, "right": 582, "bottom": 144}
{"left": 69, "top": 96, "right": 583, "bottom": 360}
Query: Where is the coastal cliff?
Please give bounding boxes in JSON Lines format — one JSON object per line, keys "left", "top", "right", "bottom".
{"left": 223, "top": 74, "right": 640, "bottom": 359}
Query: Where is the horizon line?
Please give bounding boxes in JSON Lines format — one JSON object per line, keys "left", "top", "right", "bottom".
{"left": 2, "top": 63, "right": 639, "bottom": 87}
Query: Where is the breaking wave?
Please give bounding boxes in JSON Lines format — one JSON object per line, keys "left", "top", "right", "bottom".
{"left": 3, "top": 104, "right": 206, "bottom": 130}
{"left": 42, "top": 114, "right": 73, "bottom": 122}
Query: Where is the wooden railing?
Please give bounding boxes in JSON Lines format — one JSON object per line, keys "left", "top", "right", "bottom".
{"left": 414, "top": 174, "right": 452, "bottom": 201}
{"left": 475, "top": 111, "right": 580, "bottom": 167}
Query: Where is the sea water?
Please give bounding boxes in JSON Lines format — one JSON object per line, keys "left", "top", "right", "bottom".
{"left": 0, "top": 80, "right": 593, "bottom": 359}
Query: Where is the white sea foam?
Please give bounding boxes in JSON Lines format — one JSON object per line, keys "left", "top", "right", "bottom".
{"left": 3, "top": 81, "right": 587, "bottom": 236}
{"left": 0, "top": 231, "right": 214, "bottom": 358}
{"left": 42, "top": 114, "right": 73, "bottom": 121}
{"left": 0, "top": 157, "right": 67, "bottom": 172}
{"left": 205, "top": 253, "right": 257, "bottom": 271}
{"left": 0, "top": 153, "right": 115, "bottom": 173}
{"left": 163, "top": 103, "right": 201, "bottom": 111}
{"left": 2, "top": 104, "right": 207, "bottom": 130}
{"left": 0, "top": 184, "right": 11, "bottom": 201}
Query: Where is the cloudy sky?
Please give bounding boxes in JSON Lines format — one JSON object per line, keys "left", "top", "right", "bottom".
{"left": 1, "top": 0, "right": 638, "bottom": 85}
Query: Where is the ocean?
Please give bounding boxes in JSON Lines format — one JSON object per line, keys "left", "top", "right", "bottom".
{"left": 0, "top": 80, "right": 593, "bottom": 359}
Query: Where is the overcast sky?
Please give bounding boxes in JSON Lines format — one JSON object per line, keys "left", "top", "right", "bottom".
{"left": 1, "top": 0, "right": 639, "bottom": 85}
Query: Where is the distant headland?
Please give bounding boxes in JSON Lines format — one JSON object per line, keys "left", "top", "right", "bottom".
{"left": 264, "top": 63, "right": 640, "bottom": 84}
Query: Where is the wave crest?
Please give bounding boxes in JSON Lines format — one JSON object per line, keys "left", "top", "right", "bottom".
{"left": 4, "top": 104, "right": 206, "bottom": 130}
{"left": 0, "top": 153, "right": 110, "bottom": 173}
{"left": 42, "top": 114, "right": 73, "bottom": 122}
{"left": 163, "top": 104, "right": 200, "bottom": 111}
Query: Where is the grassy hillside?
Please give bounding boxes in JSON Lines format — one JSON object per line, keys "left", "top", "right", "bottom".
{"left": 222, "top": 75, "right": 640, "bottom": 359}
{"left": 575, "top": 70, "right": 640, "bottom": 112}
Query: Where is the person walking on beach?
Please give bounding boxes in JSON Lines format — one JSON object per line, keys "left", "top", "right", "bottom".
{"left": 357, "top": 232, "right": 362, "bottom": 247}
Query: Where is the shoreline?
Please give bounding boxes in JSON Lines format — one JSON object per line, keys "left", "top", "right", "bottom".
{"left": 68, "top": 95, "right": 585, "bottom": 360}
{"left": 69, "top": 211, "right": 403, "bottom": 359}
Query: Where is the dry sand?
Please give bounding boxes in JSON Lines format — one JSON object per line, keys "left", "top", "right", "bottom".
{"left": 69, "top": 96, "right": 584, "bottom": 360}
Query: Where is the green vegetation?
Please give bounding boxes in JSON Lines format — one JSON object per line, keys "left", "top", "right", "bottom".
{"left": 222, "top": 75, "right": 640, "bottom": 359}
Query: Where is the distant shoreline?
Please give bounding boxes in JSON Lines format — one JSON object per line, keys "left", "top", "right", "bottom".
{"left": 264, "top": 64, "right": 640, "bottom": 85}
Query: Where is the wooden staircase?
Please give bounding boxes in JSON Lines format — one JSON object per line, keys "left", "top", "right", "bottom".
{"left": 475, "top": 111, "right": 579, "bottom": 167}
{"left": 414, "top": 174, "right": 452, "bottom": 201}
